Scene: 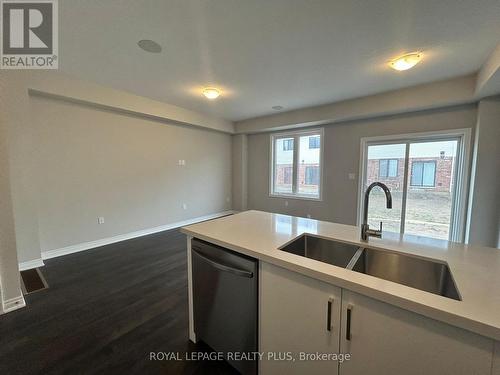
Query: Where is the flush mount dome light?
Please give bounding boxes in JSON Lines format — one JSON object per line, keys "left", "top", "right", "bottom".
{"left": 202, "top": 88, "right": 221, "bottom": 99}
{"left": 389, "top": 52, "right": 422, "bottom": 71}
{"left": 137, "top": 39, "right": 162, "bottom": 53}
{"left": 272, "top": 105, "right": 284, "bottom": 111}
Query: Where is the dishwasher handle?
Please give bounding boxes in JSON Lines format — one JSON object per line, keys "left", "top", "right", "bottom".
{"left": 192, "top": 247, "right": 254, "bottom": 278}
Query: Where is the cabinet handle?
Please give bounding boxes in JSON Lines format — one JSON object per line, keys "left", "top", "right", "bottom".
{"left": 327, "top": 298, "right": 333, "bottom": 331}
{"left": 346, "top": 304, "right": 353, "bottom": 341}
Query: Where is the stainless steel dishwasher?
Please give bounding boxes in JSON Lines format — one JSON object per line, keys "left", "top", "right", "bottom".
{"left": 192, "top": 238, "right": 258, "bottom": 375}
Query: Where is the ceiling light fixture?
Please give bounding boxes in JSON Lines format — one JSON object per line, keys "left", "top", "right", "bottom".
{"left": 272, "top": 105, "right": 284, "bottom": 111}
{"left": 202, "top": 88, "right": 221, "bottom": 100}
{"left": 389, "top": 52, "right": 422, "bottom": 71}
{"left": 137, "top": 39, "right": 162, "bottom": 53}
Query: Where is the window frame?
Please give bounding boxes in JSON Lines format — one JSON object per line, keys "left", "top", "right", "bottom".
{"left": 270, "top": 128, "right": 324, "bottom": 201}
{"left": 357, "top": 128, "right": 472, "bottom": 242}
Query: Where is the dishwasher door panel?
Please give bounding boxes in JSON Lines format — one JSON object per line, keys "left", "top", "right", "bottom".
{"left": 192, "top": 239, "right": 258, "bottom": 375}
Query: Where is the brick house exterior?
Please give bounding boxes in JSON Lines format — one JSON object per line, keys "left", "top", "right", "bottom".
{"left": 275, "top": 163, "right": 319, "bottom": 187}
{"left": 275, "top": 157, "right": 454, "bottom": 192}
{"left": 367, "top": 156, "right": 454, "bottom": 192}
{"left": 275, "top": 164, "right": 293, "bottom": 186}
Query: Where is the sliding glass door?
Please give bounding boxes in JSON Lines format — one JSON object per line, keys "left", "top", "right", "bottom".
{"left": 360, "top": 131, "right": 470, "bottom": 242}
{"left": 404, "top": 140, "right": 459, "bottom": 239}
{"left": 365, "top": 143, "right": 406, "bottom": 234}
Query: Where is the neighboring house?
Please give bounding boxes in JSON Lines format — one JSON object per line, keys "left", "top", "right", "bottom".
{"left": 367, "top": 156, "right": 455, "bottom": 192}
{"left": 275, "top": 135, "right": 320, "bottom": 190}
{"left": 275, "top": 136, "right": 455, "bottom": 193}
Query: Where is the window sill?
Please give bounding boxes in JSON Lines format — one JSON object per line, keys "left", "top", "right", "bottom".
{"left": 269, "top": 193, "right": 322, "bottom": 202}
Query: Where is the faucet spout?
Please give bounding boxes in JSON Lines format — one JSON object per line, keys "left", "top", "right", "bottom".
{"left": 361, "top": 182, "right": 393, "bottom": 241}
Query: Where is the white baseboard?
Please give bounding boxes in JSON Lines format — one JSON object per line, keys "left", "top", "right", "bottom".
{"left": 41, "top": 210, "right": 234, "bottom": 260}
{"left": 18, "top": 258, "right": 45, "bottom": 271}
{"left": 1, "top": 295, "right": 26, "bottom": 314}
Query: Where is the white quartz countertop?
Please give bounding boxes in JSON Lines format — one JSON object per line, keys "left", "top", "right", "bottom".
{"left": 181, "top": 210, "right": 500, "bottom": 341}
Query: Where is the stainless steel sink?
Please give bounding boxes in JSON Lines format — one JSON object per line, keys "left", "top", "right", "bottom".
{"left": 279, "top": 234, "right": 361, "bottom": 268}
{"left": 279, "top": 234, "right": 461, "bottom": 301}
{"left": 351, "top": 248, "right": 461, "bottom": 301}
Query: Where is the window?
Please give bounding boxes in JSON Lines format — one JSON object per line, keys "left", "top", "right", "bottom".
{"left": 309, "top": 136, "right": 320, "bottom": 149}
{"left": 305, "top": 166, "right": 319, "bottom": 185}
{"left": 271, "top": 130, "right": 323, "bottom": 199}
{"left": 359, "top": 129, "right": 471, "bottom": 242}
{"left": 379, "top": 159, "right": 398, "bottom": 178}
{"left": 273, "top": 138, "right": 294, "bottom": 194}
{"left": 411, "top": 161, "right": 436, "bottom": 187}
{"left": 283, "top": 139, "right": 293, "bottom": 151}
{"left": 283, "top": 166, "right": 293, "bottom": 184}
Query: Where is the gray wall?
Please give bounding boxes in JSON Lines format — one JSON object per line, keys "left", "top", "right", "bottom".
{"left": 247, "top": 105, "right": 477, "bottom": 227}
{"left": 0, "top": 80, "right": 22, "bottom": 303}
{"left": 236, "top": 75, "right": 476, "bottom": 133}
{"left": 25, "top": 96, "right": 232, "bottom": 255}
{"left": 232, "top": 134, "right": 248, "bottom": 211}
{"left": 4, "top": 73, "right": 42, "bottom": 266}
{"left": 2, "top": 71, "right": 232, "bottom": 265}
{"left": 1, "top": 71, "right": 233, "bottom": 310}
{"left": 467, "top": 97, "right": 500, "bottom": 247}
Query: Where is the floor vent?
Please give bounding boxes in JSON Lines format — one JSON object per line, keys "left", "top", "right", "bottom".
{"left": 21, "top": 268, "right": 48, "bottom": 295}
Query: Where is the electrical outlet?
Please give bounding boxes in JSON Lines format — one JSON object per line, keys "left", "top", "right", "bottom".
{"left": 226, "top": 196, "right": 231, "bottom": 203}
{"left": 307, "top": 214, "right": 311, "bottom": 219}
{"left": 284, "top": 200, "right": 289, "bottom": 207}
{"left": 348, "top": 173, "right": 356, "bottom": 180}
{"left": 97, "top": 217, "right": 105, "bottom": 224}
{"left": 182, "top": 203, "right": 188, "bottom": 210}
{"left": 178, "top": 159, "right": 186, "bottom": 166}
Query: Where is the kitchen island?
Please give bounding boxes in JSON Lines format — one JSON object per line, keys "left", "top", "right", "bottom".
{"left": 181, "top": 210, "right": 500, "bottom": 375}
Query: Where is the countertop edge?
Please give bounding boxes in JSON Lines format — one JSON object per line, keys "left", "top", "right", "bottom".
{"left": 181, "top": 227, "right": 500, "bottom": 342}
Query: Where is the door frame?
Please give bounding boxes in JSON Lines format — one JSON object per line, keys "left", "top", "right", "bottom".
{"left": 356, "top": 128, "right": 472, "bottom": 242}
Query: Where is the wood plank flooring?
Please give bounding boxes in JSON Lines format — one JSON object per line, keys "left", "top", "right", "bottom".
{"left": 0, "top": 229, "right": 238, "bottom": 374}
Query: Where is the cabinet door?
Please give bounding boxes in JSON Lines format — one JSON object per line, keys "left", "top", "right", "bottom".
{"left": 339, "top": 290, "right": 493, "bottom": 375}
{"left": 260, "top": 262, "right": 341, "bottom": 375}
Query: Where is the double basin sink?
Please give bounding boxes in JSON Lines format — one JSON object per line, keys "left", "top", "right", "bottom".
{"left": 279, "top": 234, "right": 461, "bottom": 301}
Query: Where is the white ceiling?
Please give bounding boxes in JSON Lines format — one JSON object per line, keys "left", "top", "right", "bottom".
{"left": 59, "top": 0, "right": 500, "bottom": 121}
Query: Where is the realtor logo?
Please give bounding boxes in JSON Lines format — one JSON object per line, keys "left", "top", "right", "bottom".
{"left": 1, "top": 0, "right": 58, "bottom": 69}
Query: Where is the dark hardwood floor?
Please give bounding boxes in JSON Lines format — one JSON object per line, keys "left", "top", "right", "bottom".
{"left": 0, "top": 229, "right": 238, "bottom": 375}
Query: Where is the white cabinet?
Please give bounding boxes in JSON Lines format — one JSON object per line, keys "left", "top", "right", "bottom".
{"left": 260, "top": 262, "right": 342, "bottom": 375}
{"left": 339, "top": 290, "right": 493, "bottom": 375}
{"left": 260, "top": 262, "right": 494, "bottom": 375}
